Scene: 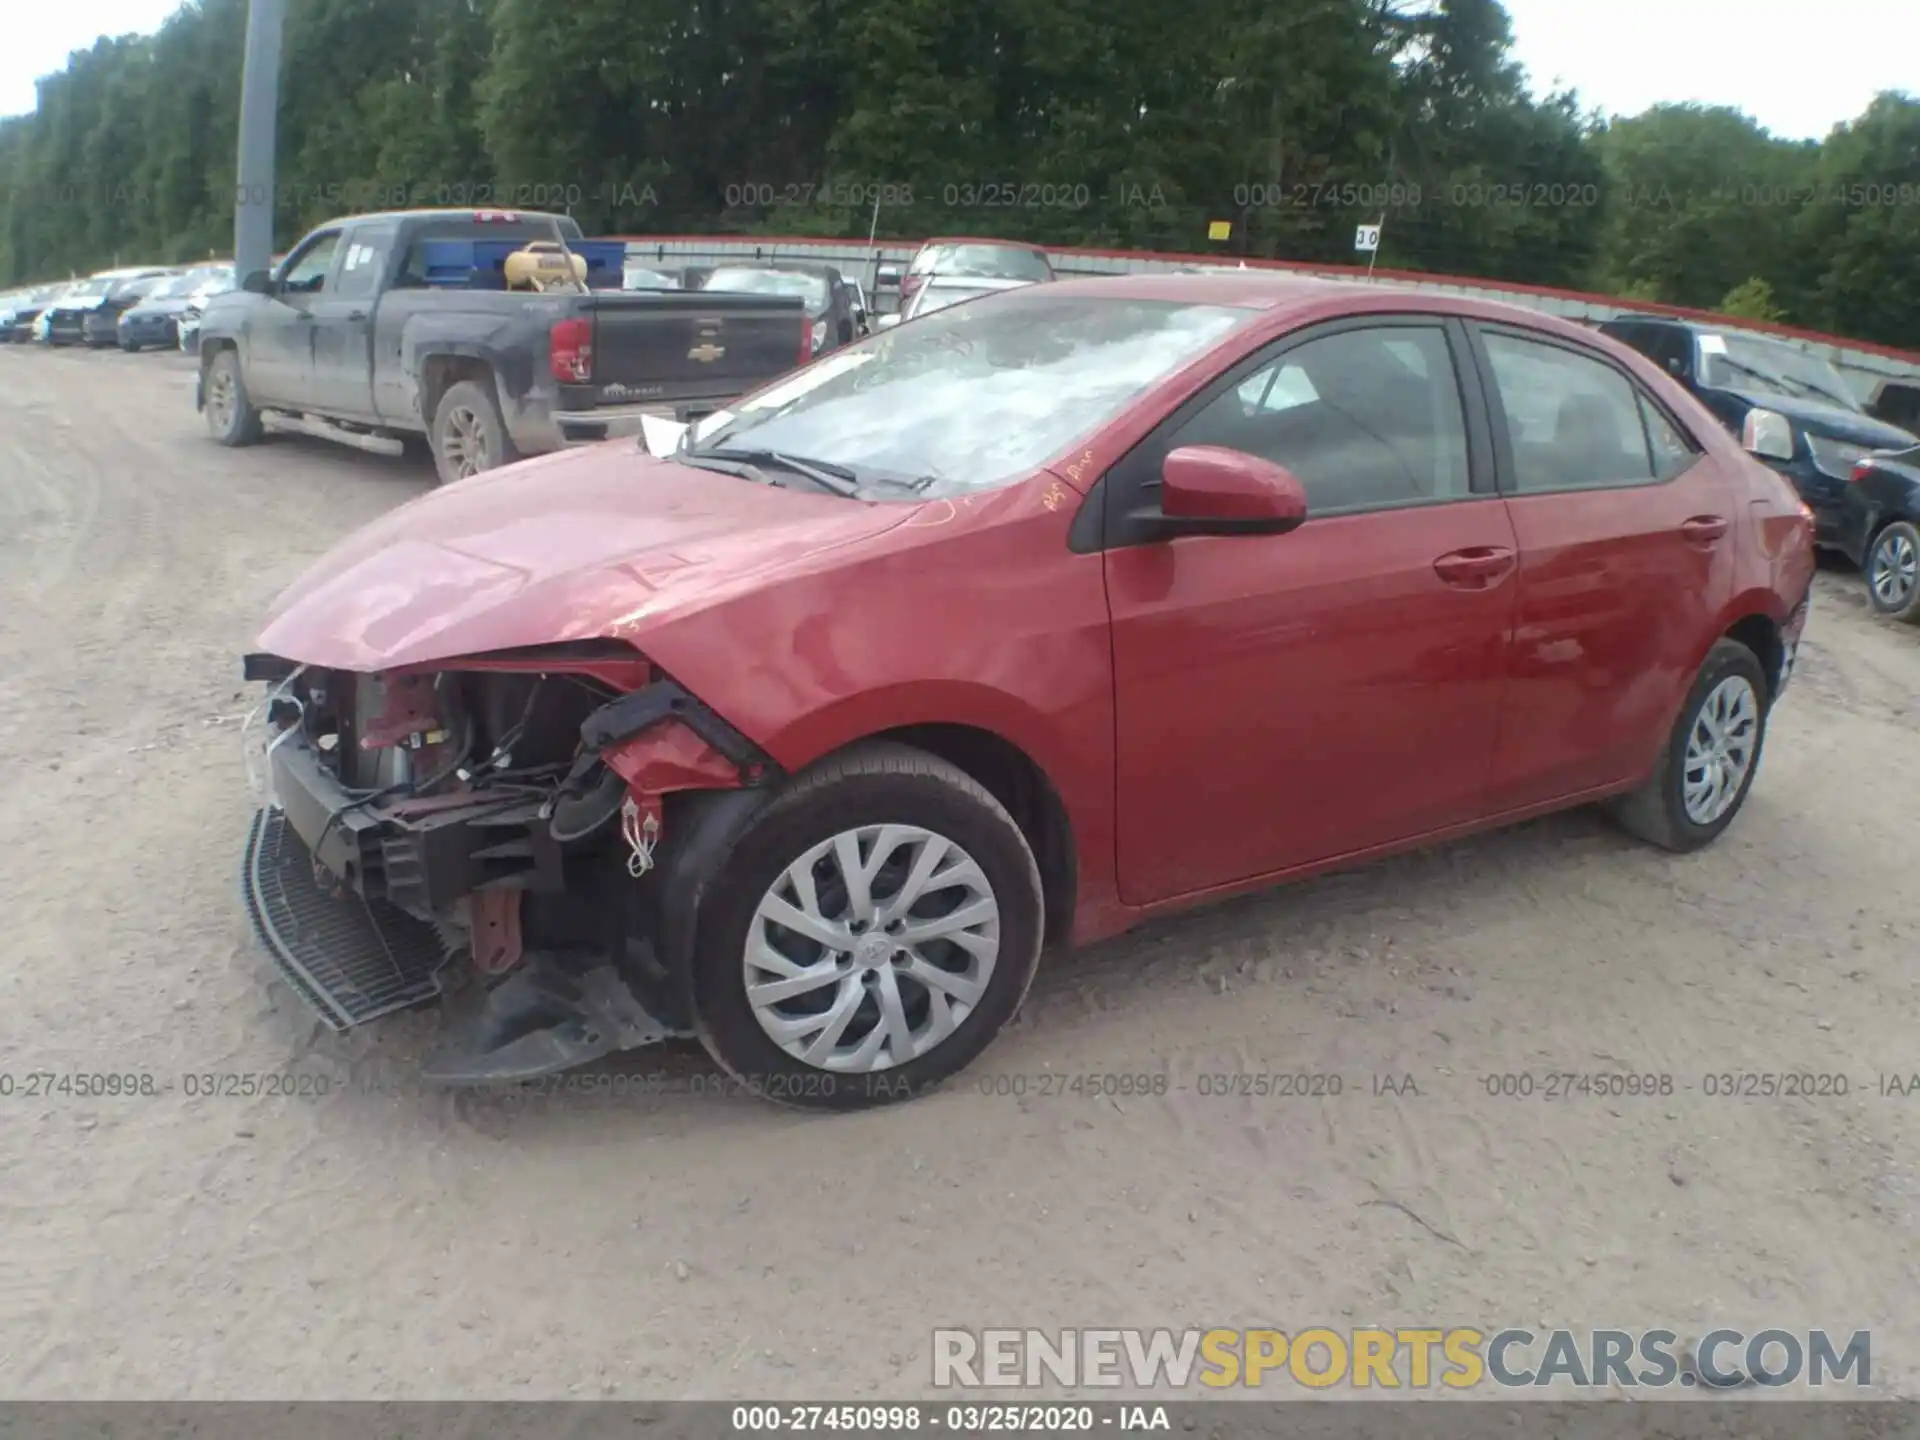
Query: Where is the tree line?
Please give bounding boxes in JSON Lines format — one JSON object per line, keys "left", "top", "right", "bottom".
{"left": 1, "top": 0, "right": 1915, "bottom": 349}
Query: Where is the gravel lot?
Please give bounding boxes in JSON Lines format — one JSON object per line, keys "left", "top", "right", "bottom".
{"left": 1, "top": 345, "right": 1917, "bottom": 1401}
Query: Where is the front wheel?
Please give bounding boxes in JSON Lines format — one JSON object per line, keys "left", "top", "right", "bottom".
{"left": 1865, "top": 520, "right": 1920, "bottom": 623}
{"left": 1605, "top": 639, "right": 1769, "bottom": 852}
{"left": 690, "top": 743, "right": 1045, "bottom": 1110}
{"left": 203, "top": 349, "right": 264, "bottom": 446}
{"left": 430, "top": 378, "right": 520, "bottom": 485}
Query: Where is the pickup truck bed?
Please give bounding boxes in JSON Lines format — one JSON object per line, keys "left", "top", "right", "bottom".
{"left": 195, "top": 208, "right": 810, "bottom": 482}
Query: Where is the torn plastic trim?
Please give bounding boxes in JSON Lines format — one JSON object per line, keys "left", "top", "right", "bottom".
{"left": 543, "top": 678, "right": 781, "bottom": 832}
{"left": 577, "top": 679, "right": 778, "bottom": 782}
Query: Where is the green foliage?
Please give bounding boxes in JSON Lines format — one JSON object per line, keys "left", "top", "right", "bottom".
{"left": 0, "top": 0, "right": 1914, "bottom": 351}
{"left": 1719, "top": 276, "right": 1784, "bottom": 322}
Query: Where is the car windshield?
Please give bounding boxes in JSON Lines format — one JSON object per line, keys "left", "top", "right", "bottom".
{"left": 1700, "top": 334, "right": 1860, "bottom": 412}
{"left": 108, "top": 275, "right": 161, "bottom": 299}
{"left": 683, "top": 293, "right": 1249, "bottom": 497}
{"left": 703, "top": 268, "right": 830, "bottom": 313}
{"left": 68, "top": 278, "right": 114, "bottom": 300}
{"left": 919, "top": 244, "right": 1052, "bottom": 281}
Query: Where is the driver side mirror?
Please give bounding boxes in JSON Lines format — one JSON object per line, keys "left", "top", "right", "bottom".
{"left": 1155, "top": 445, "right": 1308, "bottom": 536}
{"left": 240, "top": 270, "right": 275, "bottom": 296}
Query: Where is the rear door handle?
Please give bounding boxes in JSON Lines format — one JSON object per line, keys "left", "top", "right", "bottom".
{"left": 1432, "top": 546, "right": 1516, "bottom": 589}
{"left": 1680, "top": 515, "right": 1729, "bottom": 544}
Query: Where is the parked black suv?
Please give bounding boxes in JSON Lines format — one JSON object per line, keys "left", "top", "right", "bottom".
{"left": 1598, "top": 315, "right": 1917, "bottom": 546}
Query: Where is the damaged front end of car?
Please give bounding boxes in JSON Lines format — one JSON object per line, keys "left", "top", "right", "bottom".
{"left": 239, "top": 641, "right": 782, "bottom": 1083}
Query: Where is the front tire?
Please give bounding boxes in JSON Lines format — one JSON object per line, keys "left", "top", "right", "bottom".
{"left": 203, "top": 349, "right": 264, "bottom": 446}
{"left": 689, "top": 742, "right": 1044, "bottom": 1111}
{"left": 430, "top": 378, "right": 520, "bottom": 485}
{"left": 1865, "top": 520, "right": 1920, "bottom": 623}
{"left": 1605, "top": 639, "right": 1769, "bottom": 852}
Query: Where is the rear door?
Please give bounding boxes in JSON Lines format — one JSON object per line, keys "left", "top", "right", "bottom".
{"left": 1469, "top": 324, "right": 1737, "bottom": 810}
{"left": 1104, "top": 317, "right": 1520, "bottom": 905}
{"left": 307, "top": 221, "right": 396, "bottom": 419}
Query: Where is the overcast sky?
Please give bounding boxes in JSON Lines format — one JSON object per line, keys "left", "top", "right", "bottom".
{"left": 2, "top": 0, "right": 1914, "bottom": 140}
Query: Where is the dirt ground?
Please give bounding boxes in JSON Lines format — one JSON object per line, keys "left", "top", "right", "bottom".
{"left": 1, "top": 344, "right": 1917, "bottom": 1402}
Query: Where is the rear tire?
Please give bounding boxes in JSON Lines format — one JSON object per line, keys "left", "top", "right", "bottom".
{"left": 1605, "top": 639, "right": 1769, "bottom": 853}
{"left": 430, "top": 378, "right": 520, "bottom": 485}
{"left": 688, "top": 742, "right": 1045, "bottom": 1111}
{"left": 203, "top": 349, "right": 264, "bottom": 446}
{"left": 1865, "top": 520, "right": 1920, "bottom": 623}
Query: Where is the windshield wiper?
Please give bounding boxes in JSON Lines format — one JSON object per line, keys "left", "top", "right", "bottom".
{"left": 696, "top": 447, "right": 861, "bottom": 496}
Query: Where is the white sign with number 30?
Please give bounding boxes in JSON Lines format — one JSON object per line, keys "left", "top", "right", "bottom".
{"left": 1354, "top": 224, "right": 1382, "bottom": 253}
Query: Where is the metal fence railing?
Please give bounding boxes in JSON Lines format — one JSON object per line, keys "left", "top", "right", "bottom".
{"left": 617, "top": 234, "right": 1920, "bottom": 405}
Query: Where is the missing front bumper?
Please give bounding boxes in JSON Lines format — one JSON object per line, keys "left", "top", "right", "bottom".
{"left": 241, "top": 807, "right": 451, "bottom": 1029}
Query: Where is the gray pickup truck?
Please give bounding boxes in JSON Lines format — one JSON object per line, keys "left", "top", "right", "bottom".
{"left": 196, "top": 208, "right": 810, "bottom": 483}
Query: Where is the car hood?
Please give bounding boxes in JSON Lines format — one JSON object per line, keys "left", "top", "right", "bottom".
{"left": 1723, "top": 388, "right": 1918, "bottom": 447}
{"left": 256, "top": 444, "right": 918, "bottom": 672}
{"left": 125, "top": 298, "right": 191, "bottom": 318}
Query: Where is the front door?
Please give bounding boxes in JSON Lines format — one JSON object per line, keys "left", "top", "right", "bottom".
{"left": 248, "top": 229, "right": 342, "bottom": 406}
{"left": 1469, "top": 324, "right": 1738, "bottom": 809}
{"left": 1103, "top": 318, "right": 1520, "bottom": 906}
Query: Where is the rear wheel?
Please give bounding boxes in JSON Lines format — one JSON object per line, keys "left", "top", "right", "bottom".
{"left": 203, "top": 349, "right": 264, "bottom": 446}
{"left": 1865, "top": 520, "right": 1920, "bottom": 623}
{"left": 1605, "top": 639, "right": 1769, "bottom": 852}
{"left": 430, "top": 378, "right": 520, "bottom": 485}
{"left": 689, "top": 743, "right": 1044, "bottom": 1110}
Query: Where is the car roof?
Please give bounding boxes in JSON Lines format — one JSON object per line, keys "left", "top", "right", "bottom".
{"left": 922, "top": 275, "right": 1032, "bottom": 290}
{"left": 1026, "top": 271, "right": 1647, "bottom": 341}
{"left": 916, "top": 237, "right": 1048, "bottom": 252}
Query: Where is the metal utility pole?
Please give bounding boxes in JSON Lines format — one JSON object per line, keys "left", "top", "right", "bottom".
{"left": 233, "top": 0, "right": 286, "bottom": 279}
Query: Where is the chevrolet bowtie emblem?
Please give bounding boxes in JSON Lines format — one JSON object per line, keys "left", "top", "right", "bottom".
{"left": 688, "top": 341, "right": 725, "bottom": 363}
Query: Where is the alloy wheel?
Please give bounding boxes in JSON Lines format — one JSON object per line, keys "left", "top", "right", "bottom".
{"left": 1870, "top": 529, "right": 1917, "bottom": 610}
{"left": 206, "top": 366, "right": 235, "bottom": 433}
{"left": 1681, "top": 675, "right": 1760, "bottom": 826}
{"left": 440, "top": 406, "right": 488, "bottom": 478}
{"left": 743, "top": 824, "right": 1000, "bottom": 1073}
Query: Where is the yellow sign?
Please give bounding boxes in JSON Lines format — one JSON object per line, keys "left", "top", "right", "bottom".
{"left": 1207, "top": 220, "right": 1232, "bottom": 241}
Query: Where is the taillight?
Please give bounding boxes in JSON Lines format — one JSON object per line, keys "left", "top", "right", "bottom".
{"left": 796, "top": 315, "right": 812, "bottom": 365}
{"left": 1851, "top": 459, "right": 1874, "bottom": 484}
{"left": 549, "top": 316, "right": 592, "bottom": 383}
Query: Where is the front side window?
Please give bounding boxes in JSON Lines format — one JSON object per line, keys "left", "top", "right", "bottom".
{"left": 1483, "top": 332, "right": 1657, "bottom": 492}
{"left": 685, "top": 293, "right": 1251, "bottom": 497}
{"left": 1173, "top": 325, "right": 1471, "bottom": 513}
{"left": 279, "top": 233, "right": 342, "bottom": 294}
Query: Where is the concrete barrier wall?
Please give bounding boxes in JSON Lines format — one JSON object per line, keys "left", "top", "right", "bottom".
{"left": 617, "top": 233, "right": 1920, "bottom": 405}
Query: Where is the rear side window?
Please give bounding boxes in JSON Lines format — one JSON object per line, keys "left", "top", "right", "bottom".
{"left": 1483, "top": 332, "right": 1658, "bottom": 492}
{"left": 1174, "top": 325, "right": 1470, "bottom": 513}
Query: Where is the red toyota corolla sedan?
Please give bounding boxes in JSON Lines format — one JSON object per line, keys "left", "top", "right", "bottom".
{"left": 241, "top": 273, "right": 1815, "bottom": 1108}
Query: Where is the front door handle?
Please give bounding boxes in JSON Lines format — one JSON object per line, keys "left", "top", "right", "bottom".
{"left": 1680, "top": 514, "right": 1729, "bottom": 544}
{"left": 344, "top": 310, "right": 368, "bottom": 322}
{"left": 1433, "top": 546, "right": 1516, "bottom": 590}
